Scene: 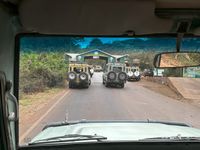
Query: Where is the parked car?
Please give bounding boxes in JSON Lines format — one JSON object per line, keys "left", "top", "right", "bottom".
{"left": 67, "top": 63, "right": 91, "bottom": 88}
{"left": 94, "top": 65, "right": 103, "bottom": 72}
{"left": 126, "top": 66, "right": 141, "bottom": 81}
{"left": 143, "top": 69, "right": 154, "bottom": 77}
{"left": 103, "top": 63, "right": 127, "bottom": 88}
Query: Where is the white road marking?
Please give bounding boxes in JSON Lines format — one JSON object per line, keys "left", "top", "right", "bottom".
{"left": 19, "top": 90, "right": 71, "bottom": 143}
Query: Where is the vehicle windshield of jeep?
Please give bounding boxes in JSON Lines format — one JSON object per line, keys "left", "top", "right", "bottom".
{"left": 74, "top": 67, "right": 84, "bottom": 73}
{"left": 113, "top": 67, "right": 123, "bottom": 73}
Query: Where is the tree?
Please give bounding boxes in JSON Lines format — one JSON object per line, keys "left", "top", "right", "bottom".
{"left": 20, "top": 37, "right": 84, "bottom": 52}
{"left": 88, "top": 38, "right": 103, "bottom": 49}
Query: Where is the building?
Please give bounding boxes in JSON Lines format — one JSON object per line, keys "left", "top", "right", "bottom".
{"left": 183, "top": 67, "right": 200, "bottom": 78}
{"left": 65, "top": 49, "right": 128, "bottom": 63}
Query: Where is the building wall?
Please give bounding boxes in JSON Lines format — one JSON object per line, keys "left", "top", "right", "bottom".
{"left": 183, "top": 67, "right": 200, "bottom": 78}
{"left": 78, "top": 52, "right": 116, "bottom": 63}
{"left": 66, "top": 51, "right": 127, "bottom": 63}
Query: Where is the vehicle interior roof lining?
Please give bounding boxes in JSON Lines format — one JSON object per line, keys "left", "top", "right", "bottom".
{"left": 5, "top": 0, "right": 200, "bottom": 35}
{"left": 18, "top": 0, "right": 174, "bottom": 35}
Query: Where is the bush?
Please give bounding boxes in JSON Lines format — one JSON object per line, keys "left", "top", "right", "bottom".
{"left": 20, "top": 52, "right": 68, "bottom": 94}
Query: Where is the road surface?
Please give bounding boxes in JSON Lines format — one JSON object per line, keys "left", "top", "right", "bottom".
{"left": 20, "top": 72, "right": 200, "bottom": 144}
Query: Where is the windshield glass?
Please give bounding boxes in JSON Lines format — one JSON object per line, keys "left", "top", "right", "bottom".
{"left": 18, "top": 36, "right": 200, "bottom": 145}
{"left": 74, "top": 67, "right": 84, "bottom": 73}
{"left": 113, "top": 67, "right": 123, "bottom": 73}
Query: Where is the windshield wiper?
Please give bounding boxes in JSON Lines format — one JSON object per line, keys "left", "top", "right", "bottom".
{"left": 29, "top": 134, "right": 107, "bottom": 145}
{"left": 139, "top": 136, "right": 200, "bottom": 142}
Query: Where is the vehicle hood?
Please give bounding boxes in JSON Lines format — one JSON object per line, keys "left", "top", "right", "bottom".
{"left": 30, "top": 121, "right": 200, "bottom": 143}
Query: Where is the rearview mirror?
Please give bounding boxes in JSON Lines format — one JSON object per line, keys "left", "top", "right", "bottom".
{"left": 154, "top": 52, "right": 200, "bottom": 68}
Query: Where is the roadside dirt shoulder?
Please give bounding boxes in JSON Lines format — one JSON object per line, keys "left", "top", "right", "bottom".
{"left": 138, "top": 78, "right": 183, "bottom": 101}
{"left": 19, "top": 88, "right": 67, "bottom": 138}
{"left": 168, "top": 77, "right": 200, "bottom": 100}
{"left": 139, "top": 77, "right": 200, "bottom": 108}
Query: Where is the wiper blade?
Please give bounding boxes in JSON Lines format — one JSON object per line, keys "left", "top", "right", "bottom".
{"left": 29, "top": 134, "right": 107, "bottom": 145}
{"left": 139, "top": 136, "right": 200, "bottom": 142}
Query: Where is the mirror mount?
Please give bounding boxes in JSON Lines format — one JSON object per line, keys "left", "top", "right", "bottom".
{"left": 176, "top": 33, "right": 184, "bottom": 52}
{"left": 175, "top": 19, "right": 192, "bottom": 52}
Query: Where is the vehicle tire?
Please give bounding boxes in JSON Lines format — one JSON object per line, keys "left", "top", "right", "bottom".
{"left": 67, "top": 72, "right": 77, "bottom": 81}
{"left": 108, "top": 71, "right": 117, "bottom": 80}
{"left": 79, "top": 72, "right": 88, "bottom": 81}
{"left": 118, "top": 72, "right": 127, "bottom": 81}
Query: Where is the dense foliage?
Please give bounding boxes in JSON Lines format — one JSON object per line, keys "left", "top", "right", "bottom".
{"left": 20, "top": 52, "right": 68, "bottom": 94}
{"left": 21, "top": 37, "right": 200, "bottom": 53}
{"left": 20, "top": 37, "right": 84, "bottom": 52}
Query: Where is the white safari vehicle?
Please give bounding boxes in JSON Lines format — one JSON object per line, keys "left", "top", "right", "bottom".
{"left": 67, "top": 63, "right": 91, "bottom": 88}
{"left": 103, "top": 63, "right": 127, "bottom": 88}
{"left": 126, "top": 66, "right": 141, "bottom": 81}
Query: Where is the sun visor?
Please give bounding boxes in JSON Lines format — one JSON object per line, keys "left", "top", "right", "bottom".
{"left": 18, "top": 0, "right": 173, "bottom": 35}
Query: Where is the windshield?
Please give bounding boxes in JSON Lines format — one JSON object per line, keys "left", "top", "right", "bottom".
{"left": 18, "top": 36, "right": 200, "bottom": 145}
{"left": 113, "top": 67, "right": 123, "bottom": 73}
{"left": 74, "top": 67, "right": 84, "bottom": 73}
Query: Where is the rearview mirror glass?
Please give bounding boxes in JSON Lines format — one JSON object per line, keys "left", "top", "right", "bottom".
{"left": 154, "top": 52, "right": 200, "bottom": 68}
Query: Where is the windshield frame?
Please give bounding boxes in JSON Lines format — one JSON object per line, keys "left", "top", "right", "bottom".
{"left": 15, "top": 33, "right": 200, "bottom": 147}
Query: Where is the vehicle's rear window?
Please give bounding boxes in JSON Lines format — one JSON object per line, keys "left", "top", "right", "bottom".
{"left": 113, "top": 67, "right": 123, "bottom": 72}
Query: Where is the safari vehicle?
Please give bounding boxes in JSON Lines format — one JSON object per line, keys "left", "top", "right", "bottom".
{"left": 1, "top": 1, "right": 200, "bottom": 150}
{"left": 142, "top": 68, "right": 154, "bottom": 77}
{"left": 67, "top": 63, "right": 91, "bottom": 88}
{"left": 94, "top": 65, "right": 103, "bottom": 72}
{"left": 103, "top": 63, "right": 127, "bottom": 88}
{"left": 126, "top": 66, "right": 141, "bottom": 81}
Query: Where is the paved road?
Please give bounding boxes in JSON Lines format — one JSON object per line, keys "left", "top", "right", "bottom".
{"left": 20, "top": 72, "right": 200, "bottom": 144}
